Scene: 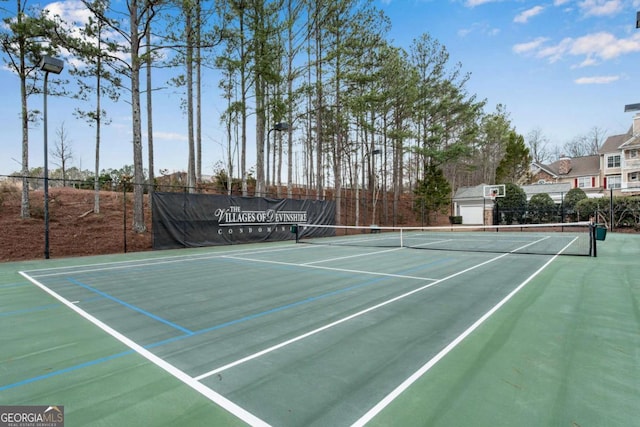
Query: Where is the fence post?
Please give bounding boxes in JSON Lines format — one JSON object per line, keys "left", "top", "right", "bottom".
{"left": 610, "top": 188, "right": 614, "bottom": 232}
{"left": 123, "top": 180, "right": 127, "bottom": 253}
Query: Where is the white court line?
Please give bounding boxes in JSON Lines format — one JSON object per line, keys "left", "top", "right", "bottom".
{"left": 194, "top": 250, "right": 514, "bottom": 382}
{"left": 350, "top": 236, "right": 578, "bottom": 427}
{"left": 195, "top": 236, "right": 554, "bottom": 382}
{"left": 18, "top": 271, "right": 270, "bottom": 427}
{"left": 303, "top": 247, "right": 404, "bottom": 265}
{"left": 222, "top": 255, "right": 437, "bottom": 282}
{"left": 24, "top": 242, "right": 311, "bottom": 278}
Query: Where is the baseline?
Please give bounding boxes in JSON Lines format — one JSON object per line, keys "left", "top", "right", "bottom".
{"left": 351, "top": 241, "right": 572, "bottom": 426}
{"left": 21, "top": 242, "right": 311, "bottom": 279}
{"left": 19, "top": 270, "right": 269, "bottom": 427}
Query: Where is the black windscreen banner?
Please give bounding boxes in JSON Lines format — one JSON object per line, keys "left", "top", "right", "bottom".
{"left": 152, "top": 192, "right": 335, "bottom": 249}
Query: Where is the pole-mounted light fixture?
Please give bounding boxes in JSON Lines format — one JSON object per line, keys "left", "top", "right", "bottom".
{"left": 38, "top": 56, "right": 64, "bottom": 74}
{"left": 273, "top": 122, "right": 289, "bottom": 132}
{"left": 268, "top": 122, "right": 289, "bottom": 138}
{"left": 264, "top": 122, "right": 289, "bottom": 196}
{"left": 39, "top": 55, "right": 64, "bottom": 259}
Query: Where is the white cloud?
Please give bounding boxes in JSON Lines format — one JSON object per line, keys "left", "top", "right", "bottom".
{"left": 512, "top": 37, "right": 549, "bottom": 54}
{"left": 514, "top": 32, "right": 640, "bottom": 64}
{"left": 458, "top": 22, "right": 500, "bottom": 38}
{"left": 537, "top": 38, "right": 574, "bottom": 62}
{"left": 554, "top": 0, "right": 571, "bottom": 5}
{"left": 570, "top": 32, "right": 640, "bottom": 59}
{"left": 578, "top": 0, "right": 623, "bottom": 17}
{"left": 574, "top": 56, "right": 598, "bottom": 67}
{"left": 575, "top": 75, "right": 620, "bottom": 84}
{"left": 465, "top": 0, "right": 502, "bottom": 6}
{"left": 514, "top": 6, "right": 545, "bottom": 24}
{"left": 45, "top": 0, "right": 93, "bottom": 24}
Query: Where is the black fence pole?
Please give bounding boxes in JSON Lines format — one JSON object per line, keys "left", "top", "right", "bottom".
{"left": 590, "top": 215, "right": 597, "bottom": 257}
{"left": 610, "top": 188, "right": 614, "bottom": 232}
{"left": 123, "top": 182, "right": 127, "bottom": 253}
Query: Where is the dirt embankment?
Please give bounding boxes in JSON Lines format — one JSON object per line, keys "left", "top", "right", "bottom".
{"left": 0, "top": 185, "right": 152, "bottom": 262}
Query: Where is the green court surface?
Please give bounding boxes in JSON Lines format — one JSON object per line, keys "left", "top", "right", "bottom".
{"left": 1, "top": 232, "right": 638, "bottom": 426}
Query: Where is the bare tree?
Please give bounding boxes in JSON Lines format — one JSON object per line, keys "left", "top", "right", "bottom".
{"left": 51, "top": 121, "right": 73, "bottom": 186}
{"left": 564, "top": 126, "right": 606, "bottom": 157}
{"left": 526, "top": 127, "right": 551, "bottom": 163}
{"left": 586, "top": 126, "right": 607, "bottom": 154}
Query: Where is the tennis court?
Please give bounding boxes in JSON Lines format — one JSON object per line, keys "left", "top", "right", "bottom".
{"left": 1, "top": 228, "right": 639, "bottom": 426}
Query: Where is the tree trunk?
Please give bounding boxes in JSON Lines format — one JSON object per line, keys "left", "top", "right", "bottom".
{"left": 18, "top": 2, "right": 30, "bottom": 219}
{"left": 196, "top": 0, "right": 202, "bottom": 186}
{"left": 186, "top": 4, "right": 195, "bottom": 193}
{"left": 130, "top": 0, "right": 146, "bottom": 233}
{"left": 145, "top": 11, "right": 154, "bottom": 206}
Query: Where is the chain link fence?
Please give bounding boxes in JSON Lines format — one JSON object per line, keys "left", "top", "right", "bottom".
{"left": 2, "top": 175, "right": 638, "bottom": 260}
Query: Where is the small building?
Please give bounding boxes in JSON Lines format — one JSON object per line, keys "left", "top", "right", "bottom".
{"left": 452, "top": 183, "right": 572, "bottom": 225}
{"left": 451, "top": 185, "right": 490, "bottom": 225}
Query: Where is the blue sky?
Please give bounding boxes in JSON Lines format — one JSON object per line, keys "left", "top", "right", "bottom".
{"left": 2, "top": 0, "right": 640, "bottom": 177}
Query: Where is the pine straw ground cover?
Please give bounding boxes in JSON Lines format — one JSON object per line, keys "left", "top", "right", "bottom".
{"left": 0, "top": 184, "right": 151, "bottom": 262}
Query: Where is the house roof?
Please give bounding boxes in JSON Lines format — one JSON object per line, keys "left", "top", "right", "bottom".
{"left": 599, "top": 129, "right": 632, "bottom": 154}
{"left": 620, "top": 135, "right": 640, "bottom": 150}
{"left": 453, "top": 184, "right": 486, "bottom": 199}
{"left": 543, "top": 155, "right": 600, "bottom": 178}
{"left": 531, "top": 161, "right": 558, "bottom": 178}
{"left": 521, "top": 182, "right": 571, "bottom": 195}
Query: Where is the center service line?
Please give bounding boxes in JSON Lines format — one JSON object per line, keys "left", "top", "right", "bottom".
{"left": 221, "top": 255, "right": 437, "bottom": 281}
{"left": 194, "top": 249, "right": 516, "bottom": 381}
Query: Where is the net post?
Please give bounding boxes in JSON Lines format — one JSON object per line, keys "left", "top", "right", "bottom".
{"left": 400, "top": 228, "right": 404, "bottom": 248}
{"left": 290, "top": 224, "right": 299, "bottom": 243}
{"left": 589, "top": 215, "right": 597, "bottom": 257}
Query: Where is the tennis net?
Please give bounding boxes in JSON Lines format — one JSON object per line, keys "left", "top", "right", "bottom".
{"left": 294, "top": 222, "right": 594, "bottom": 256}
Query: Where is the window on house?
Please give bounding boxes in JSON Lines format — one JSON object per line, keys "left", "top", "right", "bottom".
{"left": 608, "top": 175, "right": 621, "bottom": 189}
{"left": 607, "top": 154, "right": 621, "bottom": 168}
{"left": 630, "top": 149, "right": 638, "bottom": 159}
{"left": 577, "top": 177, "right": 592, "bottom": 188}
{"left": 630, "top": 172, "right": 639, "bottom": 182}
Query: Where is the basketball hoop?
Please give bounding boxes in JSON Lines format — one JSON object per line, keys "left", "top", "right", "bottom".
{"left": 483, "top": 184, "right": 505, "bottom": 203}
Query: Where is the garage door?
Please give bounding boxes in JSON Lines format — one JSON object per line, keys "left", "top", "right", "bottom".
{"left": 459, "top": 204, "right": 484, "bottom": 225}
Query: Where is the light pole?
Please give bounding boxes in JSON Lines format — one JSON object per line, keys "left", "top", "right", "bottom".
{"left": 362, "top": 148, "right": 382, "bottom": 226}
{"left": 39, "top": 55, "right": 64, "bottom": 259}
{"left": 370, "top": 148, "right": 382, "bottom": 225}
{"left": 267, "top": 122, "right": 289, "bottom": 196}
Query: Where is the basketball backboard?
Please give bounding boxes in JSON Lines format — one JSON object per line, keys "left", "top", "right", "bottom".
{"left": 483, "top": 184, "right": 506, "bottom": 199}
